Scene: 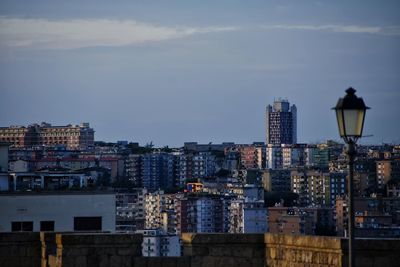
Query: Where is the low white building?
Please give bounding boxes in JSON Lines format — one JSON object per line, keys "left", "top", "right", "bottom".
{"left": 0, "top": 192, "right": 116, "bottom": 232}
{"left": 136, "top": 229, "right": 180, "bottom": 257}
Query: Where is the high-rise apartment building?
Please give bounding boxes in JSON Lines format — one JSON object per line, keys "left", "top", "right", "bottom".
{"left": 141, "top": 153, "right": 175, "bottom": 191}
{"left": 266, "top": 99, "right": 297, "bottom": 145}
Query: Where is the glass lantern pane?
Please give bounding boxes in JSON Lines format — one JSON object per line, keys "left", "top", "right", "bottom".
{"left": 356, "top": 109, "right": 365, "bottom": 136}
{"left": 343, "top": 109, "right": 364, "bottom": 136}
{"left": 336, "top": 110, "right": 345, "bottom": 137}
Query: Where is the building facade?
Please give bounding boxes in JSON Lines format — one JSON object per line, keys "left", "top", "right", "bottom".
{"left": 0, "top": 122, "right": 94, "bottom": 150}
{"left": 0, "top": 192, "right": 115, "bottom": 232}
{"left": 266, "top": 99, "right": 297, "bottom": 145}
{"left": 137, "top": 229, "right": 180, "bottom": 257}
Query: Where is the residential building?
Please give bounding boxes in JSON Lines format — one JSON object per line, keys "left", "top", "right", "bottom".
{"left": 179, "top": 195, "right": 225, "bottom": 233}
{"left": 116, "top": 189, "right": 147, "bottom": 232}
{"left": 0, "top": 122, "right": 94, "bottom": 150}
{"left": 176, "top": 153, "right": 193, "bottom": 186}
{"left": 137, "top": 229, "right": 180, "bottom": 257}
{"left": 141, "top": 153, "right": 175, "bottom": 191}
{"left": 266, "top": 144, "right": 283, "bottom": 170}
{"left": 243, "top": 202, "right": 267, "bottom": 233}
{"left": 144, "top": 190, "right": 180, "bottom": 234}
{"left": 291, "top": 170, "right": 347, "bottom": 207}
{"left": 145, "top": 190, "right": 167, "bottom": 230}
{"left": 183, "top": 142, "right": 234, "bottom": 152}
{"left": 335, "top": 196, "right": 400, "bottom": 237}
{"left": 262, "top": 169, "right": 291, "bottom": 193}
{"left": 124, "top": 154, "right": 142, "bottom": 187}
{"left": 192, "top": 152, "right": 216, "bottom": 178}
{"left": 9, "top": 171, "right": 87, "bottom": 191}
{"left": 282, "top": 144, "right": 306, "bottom": 169}
{"left": 376, "top": 159, "right": 400, "bottom": 189}
{"left": 265, "top": 99, "right": 297, "bottom": 145}
{"left": 268, "top": 206, "right": 314, "bottom": 235}
{"left": 268, "top": 206, "right": 334, "bottom": 235}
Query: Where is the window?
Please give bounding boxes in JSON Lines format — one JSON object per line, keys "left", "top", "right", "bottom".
{"left": 73, "top": 217, "right": 102, "bottom": 231}
{"left": 11, "top": 221, "right": 33, "bottom": 232}
{"left": 40, "top": 221, "right": 55, "bottom": 231}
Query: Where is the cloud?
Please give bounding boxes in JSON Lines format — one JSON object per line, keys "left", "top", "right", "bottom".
{"left": 1, "top": 17, "right": 398, "bottom": 50}
{"left": 0, "top": 18, "right": 238, "bottom": 49}
{"left": 261, "top": 24, "right": 400, "bottom": 36}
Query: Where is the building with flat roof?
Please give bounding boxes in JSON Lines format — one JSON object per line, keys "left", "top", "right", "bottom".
{"left": 0, "top": 122, "right": 94, "bottom": 150}
{"left": 0, "top": 192, "right": 115, "bottom": 232}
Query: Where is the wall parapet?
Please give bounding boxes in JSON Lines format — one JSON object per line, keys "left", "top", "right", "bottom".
{"left": 0, "top": 232, "right": 41, "bottom": 267}
{"left": 182, "top": 233, "right": 265, "bottom": 267}
{"left": 0, "top": 232, "right": 399, "bottom": 267}
{"left": 264, "top": 233, "right": 343, "bottom": 266}
{"left": 53, "top": 233, "right": 142, "bottom": 267}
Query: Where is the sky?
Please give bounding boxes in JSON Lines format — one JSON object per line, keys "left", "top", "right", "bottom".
{"left": 0, "top": 1, "right": 399, "bottom": 147}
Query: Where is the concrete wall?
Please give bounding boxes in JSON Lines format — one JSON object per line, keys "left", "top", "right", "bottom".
{"left": 1, "top": 232, "right": 400, "bottom": 267}
{"left": 0, "top": 193, "right": 115, "bottom": 232}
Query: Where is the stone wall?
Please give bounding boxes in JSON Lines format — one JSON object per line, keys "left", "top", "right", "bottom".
{"left": 265, "top": 233, "right": 343, "bottom": 267}
{"left": 0, "top": 232, "right": 41, "bottom": 267}
{"left": 350, "top": 238, "right": 400, "bottom": 267}
{"left": 52, "top": 233, "right": 142, "bottom": 267}
{"left": 182, "top": 233, "right": 265, "bottom": 267}
{"left": 1, "top": 232, "right": 399, "bottom": 267}
{"left": 264, "top": 234, "right": 400, "bottom": 267}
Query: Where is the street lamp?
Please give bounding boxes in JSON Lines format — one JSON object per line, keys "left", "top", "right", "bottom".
{"left": 333, "top": 87, "right": 369, "bottom": 267}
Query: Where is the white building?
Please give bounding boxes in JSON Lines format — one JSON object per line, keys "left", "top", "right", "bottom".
{"left": 137, "top": 229, "right": 180, "bottom": 257}
{"left": 0, "top": 192, "right": 116, "bottom": 232}
{"left": 116, "top": 189, "right": 147, "bottom": 232}
{"left": 145, "top": 190, "right": 166, "bottom": 230}
{"left": 229, "top": 186, "right": 267, "bottom": 233}
{"left": 266, "top": 144, "right": 283, "bottom": 170}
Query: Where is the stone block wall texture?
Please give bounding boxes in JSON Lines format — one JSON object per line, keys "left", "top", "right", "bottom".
{"left": 41, "top": 232, "right": 57, "bottom": 267}
{"left": 182, "top": 233, "right": 266, "bottom": 267}
{"left": 52, "top": 233, "right": 143, "bottom": 267}
{"left": 265, "top": 233, "right": 343, "bottom": 267}
{"left": 1, "top": 232, "right": 400, "bottom": 267}
{"left": 0, "top": 232, "right": 41, "bottom": 267}
{"left": 347, "top": 238, "right": 400, "bottom": 267}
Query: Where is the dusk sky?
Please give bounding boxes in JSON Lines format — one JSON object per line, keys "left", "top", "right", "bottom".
{"left": 0, "top": 1, "right": 399, "bottom": 147}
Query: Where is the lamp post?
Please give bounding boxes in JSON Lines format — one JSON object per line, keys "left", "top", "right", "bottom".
{"left": 333, "top": 87, "right": 369, "bottom": 267}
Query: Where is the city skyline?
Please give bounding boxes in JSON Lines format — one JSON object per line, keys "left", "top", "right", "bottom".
{"left": 0, "top": 1, "right": 399, "bottom": 146}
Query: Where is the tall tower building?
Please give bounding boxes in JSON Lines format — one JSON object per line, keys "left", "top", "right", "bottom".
{"left": 266, "top": 99, "right": 297, "bottom": 145}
